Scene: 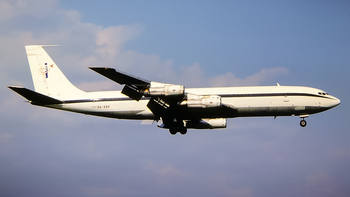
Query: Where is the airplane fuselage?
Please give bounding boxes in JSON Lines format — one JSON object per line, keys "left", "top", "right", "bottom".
{"left": 46, "top": 86, "right": 340, "bottom": 120}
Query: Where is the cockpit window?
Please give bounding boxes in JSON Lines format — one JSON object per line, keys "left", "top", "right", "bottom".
{"left": 318, "top": 92, "right": 328, "bottom": 96}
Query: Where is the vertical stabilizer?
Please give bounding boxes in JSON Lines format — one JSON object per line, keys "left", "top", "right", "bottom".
{"left": 25, "top": 45, "right": 85, "bottom": 98}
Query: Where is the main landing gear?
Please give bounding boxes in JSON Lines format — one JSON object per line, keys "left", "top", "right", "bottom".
{"left": 169, "top": 127, "right": 187, "bottom": 135}
{"left": 166, "top": 117, "right": 188, "bottom": 135}
{"left": 158, "top": 117, "right": 188, "bottom": 135}
{"left": 299, "top": 115, "right": 308, "bottom": 127}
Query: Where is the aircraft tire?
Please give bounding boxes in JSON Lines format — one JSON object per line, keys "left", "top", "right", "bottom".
{"left": 169, "top": 128, "right": 177, "bottom": 135}
{"left": 300, "top": 120, "right": 307, "bottom": 127}
{"left": 179, "top": 127, "right": 187, "bottom": 135}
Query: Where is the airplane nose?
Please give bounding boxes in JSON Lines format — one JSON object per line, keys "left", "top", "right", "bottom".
{"left": 329, "top": 96, "right": 341, "bottom": 108}
{"left": 334, "top": 97, "right": 341, "bottom": 107}
{"left": 321, "top": 96, "right": 340, "bottom": 111}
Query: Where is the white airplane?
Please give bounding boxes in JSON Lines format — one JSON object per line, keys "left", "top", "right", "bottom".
{"left": 8, "top": 45, "right": 340, "bottom": 135}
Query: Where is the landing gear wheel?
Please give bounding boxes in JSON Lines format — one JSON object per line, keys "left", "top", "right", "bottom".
{"left": 169, "top": 128, "right": 177, "bottom": 135}
{"left": 300, "top": 119, "right": 307, "bottom": 127}
{"left": 179, "top": 127, "right": 187, "bottom": 135}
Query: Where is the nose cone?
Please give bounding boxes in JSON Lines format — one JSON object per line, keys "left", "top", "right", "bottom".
{"left": 333, "top": 97, "right": 341, "bottom": 107}
{"left": 327, "top": 96, "right": 341, "bottom": 109}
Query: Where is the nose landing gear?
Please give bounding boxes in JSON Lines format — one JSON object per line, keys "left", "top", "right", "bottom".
{"left": 299, "top": 115, "right": 309, "bottom": 127}
{"left": 300, "top": 119, "right": 307, "bottom": 127}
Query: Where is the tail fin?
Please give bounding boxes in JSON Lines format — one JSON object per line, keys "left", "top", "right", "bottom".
{"left": 25, "top": 45, "right": 85, "bottom": 98}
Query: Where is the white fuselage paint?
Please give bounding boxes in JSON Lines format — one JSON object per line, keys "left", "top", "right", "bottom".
{"left": 44, "top": 86, "right": 340, "bottom": 120}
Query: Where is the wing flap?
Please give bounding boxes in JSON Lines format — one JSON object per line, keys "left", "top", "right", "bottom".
{"left": 121, "top": 85, "right": 144, "bottom": 101}
{"left": 8, "top": 86, "right": 63, "bottom": 105}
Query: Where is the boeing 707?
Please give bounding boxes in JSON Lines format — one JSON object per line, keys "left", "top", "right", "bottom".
{"left": 8, "top": 45, "right": 340, "bottom": 135}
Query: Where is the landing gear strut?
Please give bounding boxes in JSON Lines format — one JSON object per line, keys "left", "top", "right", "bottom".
{"left": 299, "top": 115, "right": 308, "bottom": 127}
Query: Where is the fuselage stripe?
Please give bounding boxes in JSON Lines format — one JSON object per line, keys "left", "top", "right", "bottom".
{"left": 62, "top": 92, "right": 333, "bottom": 104}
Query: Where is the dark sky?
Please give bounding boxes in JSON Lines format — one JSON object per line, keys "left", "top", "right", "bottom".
{"left": 1, "top": 0, "right": 349, "bottom": 196}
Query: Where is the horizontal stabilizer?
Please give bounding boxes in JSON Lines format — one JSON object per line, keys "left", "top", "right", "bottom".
{"left": 8, "top": 86, "right": 63, "bottom": 105}
{"left": 89, "top": 67, "right": 150, "bottom": 88}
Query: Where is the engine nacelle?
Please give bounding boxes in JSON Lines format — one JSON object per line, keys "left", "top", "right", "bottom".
{"left": 144, "top": 82, "right": 184, "bottom": 96}
{"left": 186, "top": 118, "right": 227, "bottom": 129}
{"left": 186, "top": 94, "right": 221, "bottom": 108}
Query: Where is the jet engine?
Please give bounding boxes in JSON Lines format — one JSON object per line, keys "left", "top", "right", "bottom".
{"left": 143, "top": 82, "right": 185, "bottom": 96}
{"left": 186, "top": 118, "right": 227, "bottom": 129}
{"left": 186, "top": 94, "right": 221, "bottom": 108}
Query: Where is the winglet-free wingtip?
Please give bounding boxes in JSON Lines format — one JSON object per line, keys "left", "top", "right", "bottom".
{"left": 25, "top": 45, "right": 60, "bottom": 48}
{"left": 7, "top": 85, "right": 23, "bottom": 89}
{"left": 89, "top": 67, "right": 113, "bottom": 70}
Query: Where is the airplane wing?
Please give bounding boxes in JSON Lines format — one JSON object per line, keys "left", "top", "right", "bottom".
{"left": 89, "top": 67, "right": 186, "bottom": 118}
{"left": 89, "top": 67, "right": 150, "bottom": 100}
{"left": 89, "top": 67, "right": 185, "bottom": 103}
{"left": 89, "top": 68, "right": 235, "bottom": 131}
